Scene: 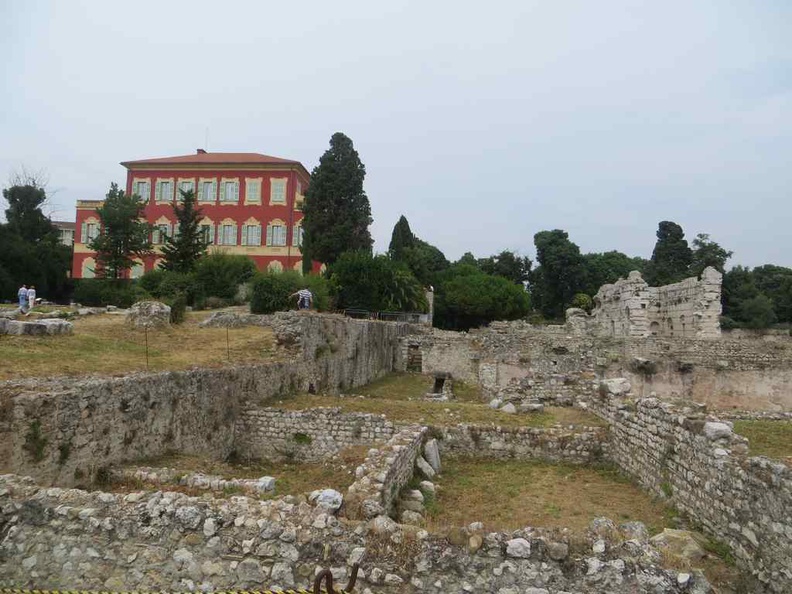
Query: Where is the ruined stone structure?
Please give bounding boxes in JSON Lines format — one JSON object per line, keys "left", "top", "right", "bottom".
{"left": 590, "top": 267, "right": 722, "bottom": 339}
{"left": 2, "top": 312, "right": 791, "bottom": 592}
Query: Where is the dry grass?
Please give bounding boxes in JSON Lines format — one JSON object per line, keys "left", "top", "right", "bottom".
{"left": 275, "top": 372, "right": 606, "bottom": 428}
{"left": 110, "top": 448, "right": 369, "bottom": 499}
{"left": 424, "top": 458, "right": 674, "bottom": 535}
{"left": 0, "top": 313, "right": 283, "bottom": 380}
{"left": 733, "top": 420, "right": 792, "bottom": 463}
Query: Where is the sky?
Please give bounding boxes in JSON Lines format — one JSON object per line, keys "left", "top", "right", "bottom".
{"left": 1, "top": 0, "right": 790, "bottom": 268}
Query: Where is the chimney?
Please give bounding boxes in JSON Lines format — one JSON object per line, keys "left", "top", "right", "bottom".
{"left": 197, "top": 148, "right": 207, "bottom": 154}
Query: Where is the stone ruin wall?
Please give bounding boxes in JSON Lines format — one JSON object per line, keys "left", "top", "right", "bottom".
{"left": 584, "top": 394, "right": 792, "bottom": 592}
{"left": 401, "top": 318, "right": 792, "bottom": 409}
{"left": 590, "top": 267, "right": 723, "bottom": 339}
{"left": 0, "top": 313, "right": 408, "bottom": 487}
{"left": 234, "top": 407, "right": 397, "bottom": 463}
{"left": 0, "top": 473, "right": 711, "bottom": 594}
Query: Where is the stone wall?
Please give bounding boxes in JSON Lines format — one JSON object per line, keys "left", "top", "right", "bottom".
{"left": 234, "top": 407, "right": 396, "bottom": 462}
{"left": 0, "top": 474, "right": 707, "bottom": 593}
{"left": 345, "top": 426, "right": 427, "bottom": 520}
{"left": 590, "top": 267, "right": 722, "bottom": 339}
{"left": 402, "top": 320, "right": 792, "bottom": 409}
{"left": 0, "top": 313, "right": 411, "bottom": 487}
{"left": 437, "top": 424, "right": 607, "bottom": 463}
{"left": 586, "top": 394, "right": 792, "bottom": 592}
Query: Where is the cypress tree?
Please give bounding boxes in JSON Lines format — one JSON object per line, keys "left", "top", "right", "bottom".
{"left": 160, "top": 189, "right": 210, "bottom": 273}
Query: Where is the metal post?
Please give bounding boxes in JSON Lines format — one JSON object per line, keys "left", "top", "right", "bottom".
{"left": 226, "top": 326, "right": 230, "bottom": 362}
{"left": 144, "top": 327, "right": 149, "bottom": 371}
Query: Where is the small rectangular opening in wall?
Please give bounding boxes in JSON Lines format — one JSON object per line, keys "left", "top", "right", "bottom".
{"left": 433, "top": 377, "right": 445, "bottom": 394}
{"left": 407, "top": 344, "right": 422, "bottom": 372}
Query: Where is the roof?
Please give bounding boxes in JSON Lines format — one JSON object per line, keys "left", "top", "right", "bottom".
{"left": 121, "top": 151, "right": 303, "bottom": 168}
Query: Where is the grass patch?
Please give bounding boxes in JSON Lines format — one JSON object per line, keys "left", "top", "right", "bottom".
{"left": 0, "top": 312, "right": 282, "bottom": 380}
{"left": 733, "top": 420, "right": 792, "bottom": 462}
{"left": 424, "top": 458, "right": 673, "bottom": 534}
{"left": 351, "top": 372, "right": 481, "bottom": 403}
{"left": 111, "top": 448, "right": 369, "bottom": 499}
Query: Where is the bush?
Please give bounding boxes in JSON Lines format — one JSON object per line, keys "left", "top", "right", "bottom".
{"left": 139, "top": 269, "right": 199, "bottom": 305}
{"left": 250, "top": 271, "right": 330, "bottom": 314}
{"left": 194, "top": 253, "right": 256, "bottom": 300}
{"left": 73, "top": 279, "right": 149, "bottom": 308}
{"left": 165, "top": 292, "right": 187, "bottom": 324}
{"left": 250, "top": 271, "right": 302, "bottom": 314}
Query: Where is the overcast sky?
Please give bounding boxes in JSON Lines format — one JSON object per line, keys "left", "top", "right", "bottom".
{"left": 1, "top": 1, "right": 790, "bottom": 268}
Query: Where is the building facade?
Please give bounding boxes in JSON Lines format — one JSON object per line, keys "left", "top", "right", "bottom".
{"left": 72, "top": 150, "right": 312, "bottom": 279}
{"left": 52, "top": 221, "right": 76, "bottom": 246}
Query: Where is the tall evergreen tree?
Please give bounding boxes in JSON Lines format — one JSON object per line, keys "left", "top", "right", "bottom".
{"left": 644, "top": 221, "right": 693, "bottom": 285}
{"left": 529, "top": 230, "right": 586, "bottom": 319}
{"left": 90, "top": 183, "right": 152, "bottom": 279}
{"left": 160, "top": 189, "right": 210, "bottom": 273}
{"left": 389, "top": 215, "right": 416, "bottom": 259}
{"left": 3, "top": 182, "right": 56, "bottom": 243}
{"left": 302, "top": 132, "right": 373, "bottom": 267}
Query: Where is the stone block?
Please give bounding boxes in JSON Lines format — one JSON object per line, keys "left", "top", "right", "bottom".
{"left": 423, "top": 439, "right": 441, "bottom": 474}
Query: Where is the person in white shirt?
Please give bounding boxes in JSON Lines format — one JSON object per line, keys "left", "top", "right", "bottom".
{"left": 25, "top": 285, "right": 37, "bottom": 315}
{"left": 291, "top": 288, "right": 313, "bottom": 310}
{"left": 17, "top": 285, "right": 28, "bottom": 311}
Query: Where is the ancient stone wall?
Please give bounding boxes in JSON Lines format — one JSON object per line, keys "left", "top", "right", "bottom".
{"left": 591, "top": 267, "right": 722, "bottom": 339}
{"left": 0, "top": 313, "right": 410, "bottom": 487}
{"left": 234, "top": 407, "right": 396, "bottom": 462}
{"left": 345, "top": 426, "right": 427, "bottom": 520}
{"left": 0, "top": 474, "right": 706, "bottom": 593}
{"left": 436, "top": 424, "right": 607, "bottom": 463}
{"left": 586, "top": 394, "right": 792, "bottom": 592}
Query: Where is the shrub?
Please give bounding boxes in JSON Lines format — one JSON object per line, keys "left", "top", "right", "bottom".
{"left": 250, "top": 271, "right": 299, "bottom": 314}
{"left": 165, "top": 292, "right": 187, "bottom": 324}
{"left": 194, "top": 253, "right": 256, "bottom": 300}
{"left": 73, "top": 279, "right": 149, "bottom": 308}
{"left": 250, "top": 271, "right": 330, "bottom": 314}
{"left": 139, "top": 269, "right": 199, "bottom": 305}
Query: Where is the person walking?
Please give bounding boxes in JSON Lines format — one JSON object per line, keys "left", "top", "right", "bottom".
{"left": 17, "top": 284, "right": 28, "bottom": 311}
{"left": 291, "top": 287, "right": 313, "bottom": 311}
{"left": 25, "top": 285, "right": 37, "bottom": 315}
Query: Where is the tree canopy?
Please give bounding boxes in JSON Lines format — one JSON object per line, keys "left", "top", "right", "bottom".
{"left": 478, "top": 250, "right": 532, "bottom": 285}
{"left": 689, "top": 233, "right": 732, "bottom": 277}
{"left": 388, "top": 215, "right": 416, "bottom": 260}
{"left": 529, "top": 230, "right": 586, "bottom": 319}
{"left": 160, "top": 189, "right": 210, "bottom": 273}
{"left": 644, "top": 221, "right": 693, "bottom": 286}
{"left": 89, "top": 183, "right": 152, "bottom": 279}
{"left": 0, "top": 178, "right": 71, "bottom": 301}
{"left": 302, "top": 133, "right": 373, "bottom": 267}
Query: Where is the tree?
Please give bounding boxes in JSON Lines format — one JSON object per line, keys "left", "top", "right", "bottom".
{"left": 434, "top": 264, "right": 530, "bottom": 330}
{"left": 329, "top": 251, "right": 426, "bottom": 312}
{"left": 580, "top": 251, "right": 648, "bottom": 296}
{"left": 89, "top": 183, "right": 152, "bottom": 279}
{"left": 752, "top": 264, "right": 792, "bottom": 324}
{"left": 160, "top": 189, "right": 210, "bottom": 273}
{"left": 644, "top": 221, "right": 693, "bottom": 286}
{"left": 302, "top": 132, "right": 373, "bottom": 267}
{"left": 529, "top": 230, "right": 587, "bottom": 319}
{"left": 690, "top": 233, "right": 732, "bottom": 277}
{"left": 740, "top": 295, "right": 777, "bottom": 329}
{"left": 3, "top": 182, "right": 56, "bottom": 243}
{"left": 388, "top": 215, "right": 417, "bottom": 260}
{"left": 478, "top": 250, "right": 532, "bottom": 285}
{"left": 0, "top": 177, "right": 71, "bottom": 301}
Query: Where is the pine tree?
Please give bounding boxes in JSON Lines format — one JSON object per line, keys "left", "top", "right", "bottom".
{"left": 302, "top": 132, "right": 373, "bottom": 266}
{"left": 90, "top": 183, "right": 152, "bottom": 279}
{"left": 644, "top": 221, "right": 693, "bottom": 286}
{"left": 160, "top": 189, "right": 210, "bottom": 273}
{"left": 389, "top": 215, "right": 416, "bottom": 260}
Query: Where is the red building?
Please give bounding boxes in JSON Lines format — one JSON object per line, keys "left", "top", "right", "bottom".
{"left": 73, "top": 150, "right": 315, "bottom": 279}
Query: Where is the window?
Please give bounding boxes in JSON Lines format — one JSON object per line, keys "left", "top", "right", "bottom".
{"left": 292, "top": 225, "right": 304, "bottom": 247}
{"left": 133, "top": 180, "right": 150, "bottom": 200}
{"left": 241, "top": 224, "right": 261, "bottom": 246}
{"left": 246, "top": 179, "right": 262, "bottom": 203}
{"left": 199, "top": 180, "right": 216, "bottom": 202}
{"left": 296, "top": 181, "right": 302, "bottom": 196}
{"left": 266, "top": 222, "right": 287, "bottom": 246}
{"left": 219, "top": 224, "right": 237, "bottom": 246}
{"left": 178, "top": 180, "right": 195, "bottom": 200}
{"left": 220, "top": 180, "right": 239, "bottom": 202}
{"left": 156, "top": 180, "right": 174, "bottom": 202}
{"left": 270, "top": 179, "right": 286, "bottom": 204}
{"left": 152, "top": 223, "right": 171, "bottom": 245}
{"left": 81, "top": 222, "right": 99, "bottom": 243}
{"left": 200, "top": 224, "right": 215, "bottom": 245}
